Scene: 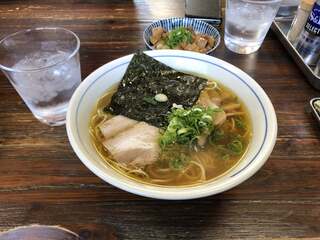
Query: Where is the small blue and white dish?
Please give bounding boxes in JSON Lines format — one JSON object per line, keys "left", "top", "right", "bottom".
{"left": 143, "top": 17, "right": 221, "bottom": 54}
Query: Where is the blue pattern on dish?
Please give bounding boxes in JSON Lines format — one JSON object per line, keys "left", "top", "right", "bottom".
{"left": 143, "top": 18, "right": 221, "bottom": 54}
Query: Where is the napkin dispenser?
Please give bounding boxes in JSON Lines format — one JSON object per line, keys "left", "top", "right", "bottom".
{"left": 185, "top": 0, "right": 222, "bottom": 26}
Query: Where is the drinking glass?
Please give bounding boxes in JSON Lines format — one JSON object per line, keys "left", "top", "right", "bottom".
{"left": 0, "top": 27, "right": 81, "bottom": 126}
{"left": 0, "top": 225, "right": 79, "bottom": 240}
{"left": 224, "top": 0, "right": 281, "bottom": 54}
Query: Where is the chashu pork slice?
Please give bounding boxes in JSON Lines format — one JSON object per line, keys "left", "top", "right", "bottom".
{"left": 196, "top": 90, "right": 227, "bottom": 147}
{"left": 197, "top": 91, "right": 227, "bottom": 126}
{"left": 98, "top": 115, "right": 138, "bottom": 139}
{"left": 102, "top": 121, "right": 160, "bottom": 167}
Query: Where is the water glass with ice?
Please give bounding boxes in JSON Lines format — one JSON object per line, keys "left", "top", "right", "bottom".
{"left": 224, "top": 0, "right": 281, "bottom": 54}
{"left": 0, "top": 27, "right": 81, "bottom": 126}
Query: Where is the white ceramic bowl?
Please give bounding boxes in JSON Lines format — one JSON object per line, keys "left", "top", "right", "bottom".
{"left": 66, "top": 50, "right": 277, "bottom": 200}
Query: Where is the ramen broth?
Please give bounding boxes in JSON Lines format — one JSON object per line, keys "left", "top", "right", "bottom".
{"left": 90, "top": 81, "right": 252, "bottom": 186}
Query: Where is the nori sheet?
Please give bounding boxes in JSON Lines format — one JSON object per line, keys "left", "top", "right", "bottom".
{"left": 106, "top": 52, "right": 207, "bottom": 127}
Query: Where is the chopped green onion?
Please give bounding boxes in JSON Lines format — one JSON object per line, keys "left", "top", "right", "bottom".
{"left": 160, "top": 106, "right": 218, "bottom": 149}
{"left": 234, "top": 117, "right": 246, "bottom": 130}
{"left": 165, "top": 27, "right": 193, "bottom": 49}
{"left": 209, "top": 128, "right": 224, "bottom": 144}
{"left": 169, "top": 153, "right": 190, "bottom": 170}
{"left": 222, "top": 154, "right": 230, "bottom": 161}
{"left": 227, "top": 139, "right": 243, "bottom": 155}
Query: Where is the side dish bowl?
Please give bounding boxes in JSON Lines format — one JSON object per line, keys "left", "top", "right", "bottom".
{"left": 66, "top": 50, "right": 277, "bottom": 200}
{"left": 143, "top": 18, "right": 221, "bottom": 54}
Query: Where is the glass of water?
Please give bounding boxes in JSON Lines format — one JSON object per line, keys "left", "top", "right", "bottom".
{"left": 0, "top": 27, "right": 81, "bottom": 126}
{"left": 224, "top": 0, "right": 281, "bottom": 54}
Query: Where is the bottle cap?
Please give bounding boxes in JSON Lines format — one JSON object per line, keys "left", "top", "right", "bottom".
{"left": 300, "top": 0, "right": 316, "bottom": 11}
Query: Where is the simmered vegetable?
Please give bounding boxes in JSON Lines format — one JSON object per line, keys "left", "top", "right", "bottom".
{"left": 150, "top": 26, "right": 215, "bottom": 53}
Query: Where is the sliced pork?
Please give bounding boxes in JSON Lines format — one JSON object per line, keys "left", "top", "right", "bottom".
{"left": 197, "top": 90, "right": 227, "bottom": 126}
{"left": 101, "top": 118, "right": 160, "bottom": 167}
{"left": 196, "top": 90, "right": 227, "bottom": 147}
{"left": 98, "top": 115, "right": 137, "bottom": 139}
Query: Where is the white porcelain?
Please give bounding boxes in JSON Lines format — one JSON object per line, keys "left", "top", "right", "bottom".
{"left": 66, "top": 50, "right": 277, "bottom": 200}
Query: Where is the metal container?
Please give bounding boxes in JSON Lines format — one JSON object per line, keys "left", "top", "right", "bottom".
{"left": 271, "top": 19, "right": 320, "bottom": 90}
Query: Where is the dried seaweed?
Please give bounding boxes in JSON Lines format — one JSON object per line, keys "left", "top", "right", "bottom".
{"left": 106, "top": 52, "right": 207, "bottom": 127}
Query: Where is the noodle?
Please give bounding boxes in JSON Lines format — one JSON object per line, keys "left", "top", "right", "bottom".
{"left": 226, "top": 112, "right": 245, "bottom": 117}
{"left": 190, "top": 161, "right": 206, "bottom": 181}
{"left": 89, "top": 81, "right": 252, "bottom": 186}
{"left": 207, "top": 80, "right": 218, "bottom": 90}
{"left": 230, "top": 117, "right": 235, "bottom": 131}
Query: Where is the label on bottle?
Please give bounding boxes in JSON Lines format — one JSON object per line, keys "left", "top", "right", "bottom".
{"left": 305, "top": 2, "right": 320, "bottom": 36}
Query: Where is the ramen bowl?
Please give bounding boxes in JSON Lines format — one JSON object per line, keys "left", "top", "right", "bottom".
{"left": 66, "top": 50, "right": 277, "bottom": 200}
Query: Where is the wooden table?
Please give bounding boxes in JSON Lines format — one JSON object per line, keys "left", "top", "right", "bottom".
{"left": 0, "top": 1, "right": 319, "bottom": 239}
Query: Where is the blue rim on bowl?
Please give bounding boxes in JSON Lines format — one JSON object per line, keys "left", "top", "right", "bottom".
{"left": 143, "top": 17, "right": 221, "bottom": 54}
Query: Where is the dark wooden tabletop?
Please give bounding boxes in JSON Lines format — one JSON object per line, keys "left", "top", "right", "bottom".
{"left": 0, "top": 1, "right": 320, "bottom": 239}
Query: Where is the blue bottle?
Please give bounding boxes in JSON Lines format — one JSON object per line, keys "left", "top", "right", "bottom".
{"left": 296, "top": 0, "right": 320, "bottom": 66}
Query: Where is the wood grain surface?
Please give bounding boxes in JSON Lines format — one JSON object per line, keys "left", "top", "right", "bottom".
{"left": 0, "top": 1, "right": 320, "bottom": 239}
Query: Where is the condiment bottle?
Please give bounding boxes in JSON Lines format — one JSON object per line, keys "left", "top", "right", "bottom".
{"left": 295, "top": 0, "right": 320, "bottom": 66}
{"left": 287, "top": 0, "right": 315, "bottom": 44}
